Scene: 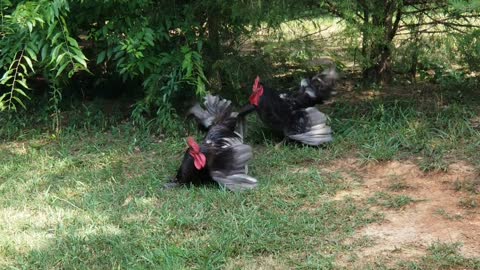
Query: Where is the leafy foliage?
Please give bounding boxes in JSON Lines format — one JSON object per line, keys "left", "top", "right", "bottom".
{"left": 456, "top": 29, "right": 480, "bottom": 72}
{"left": 0, "top": 0, "right": 88, "bottom": 111}
{"left": 1, "top": 0, "right": 479, "bottom": 132}
{"left": 1, "top": 0, "right": 271, "bottom": 132}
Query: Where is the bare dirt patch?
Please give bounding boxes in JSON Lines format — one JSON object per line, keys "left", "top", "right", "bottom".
{"left": 325, "top": 159, "right": 480, "bottom": 265}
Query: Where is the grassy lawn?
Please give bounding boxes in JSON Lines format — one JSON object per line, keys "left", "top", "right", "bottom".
{"left": 1, "top": 82, "right": 480, "bottom": 269}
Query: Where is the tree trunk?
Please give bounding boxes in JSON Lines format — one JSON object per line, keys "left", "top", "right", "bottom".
{"left": 363, "top": 45, "right": 393, "bottom": 84}
{"left": 205, "top": 13, "right": 223, "bottom": 64}
{"left": 409, "top": 5, "right": 425, "bottom": 82}
{"left": 361, "top": 1, "right": 402, "bottom": 84}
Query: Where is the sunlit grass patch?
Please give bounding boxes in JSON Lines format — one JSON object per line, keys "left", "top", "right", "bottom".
{"left": 0, "top": 125, "right": 378, "bottom": 269}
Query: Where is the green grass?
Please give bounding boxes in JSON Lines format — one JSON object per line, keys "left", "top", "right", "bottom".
{"left": 454, "top": 178, "right": 480, "bottom": 194}
{"left": 327, "top": 84, "right": 480, "bottom": 167}
{"left": 1, "top": 81, "right": 480, "bottom": 268}
{"left": 367, "top": 192, "right": 415, "bottom": 209}
{"left": 387, "top": 180, "right": 411, "bottom": 192}
{"left": 434, "top": 208, "right": 463, "bottom": 221}
{"left": 399, "top": 243, "right": 480, "bottom": 270}
{"left": 0, "top": 125, "right": 378, "bottom": 269}
{"left": 458, "top": 196, "right": 479, "bottom": 209}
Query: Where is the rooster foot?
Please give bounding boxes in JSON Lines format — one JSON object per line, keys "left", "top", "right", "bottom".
{"left": 274, "top": 139, "right": 286, "bottom": 150}
{"left": 163, "top": 181, "right": 180, "bottom": 190}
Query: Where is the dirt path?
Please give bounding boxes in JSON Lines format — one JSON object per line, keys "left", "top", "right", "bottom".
{"left": 328, "top": 159, "right": 480, "bottom": 264}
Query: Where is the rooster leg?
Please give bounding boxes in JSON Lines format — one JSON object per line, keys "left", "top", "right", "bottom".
{"left": 239, "top": 117, "right": 248, "bottom": 174}
{"left": 274, "top": 138, "right": 286, "bottom": 150}
{"left": 237, "top": 116, "right": 247, "bottom": 141}
{"left": 163, "top": 181, "right": 180, "bottom": 189}
{"left": 235, "top": 116, "right": 248, "bottom": 174}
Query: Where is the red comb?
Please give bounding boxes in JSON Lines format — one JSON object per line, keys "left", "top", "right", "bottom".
{"left": 187, "top": 137, "right": 200, "bottom": 152}
{"left": 253, "top": 76, "right": 260, "bottom": 91}
{"left": 250, "top": 75, "right": 264, "bottom": 106}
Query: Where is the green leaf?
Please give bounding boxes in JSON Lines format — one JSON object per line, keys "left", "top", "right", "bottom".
{"left": 196, "top": 76, "right": 206, "bottom": 95}
{"left": 27, "top": 22, "right": 33, "bottom": 33}
{"left": 47, "top": 22, "right": 57, "bottom": 38}
{"left": 66, "top": 36, "right": 79, "bottom": 47}
{"left": 69, "top": 47, "right": 84, "bottom": 57}
{"left": 12, "top": 96, "right": 26, "bottom": 109}
{"left": 35, "top": 17, "right": 45, "bottom": 24}
{"left": 25, "top": 47, "right": 38, "bottom": 61}
{"left": 96, "top": 51, "right": 106, "bottom": 64}
{"left": 49, "top": 44, "right": 63, "bottom": 64}
{"left": 107, "top": 47, "right": 114, "bottom": 59}
{"left": 41, "top": 44, "right": 49, "bottom": 61}
{"left": 56, "top": 53, "right": 66, "bottom": 65}
{"left": 14, "top": 87, "right": 29, "bottom": 97}
{"left": 72, "top": 54, "right": 87, "bottom": 68}
{"left": 113, "top": 50, "right": 124, "bottom": 60}
{"left": 0, "top": 93, "right": 8, "bottom": 102}
{"left": 0, "top": 75, "right": 13, "bottom": 85}
{"left": 24, "top": 56, "right": 35, "bottom": 72}
{"left": 0, "top": 76, "right": 13, "bottom": 85}
{"left": 134, "top": 51, "right": 144, "bottom": 58}
{"left": 1, "top": 70, "right": 13, "bottom": 82}
{"left": 17, "top": 79, "right": 30, "bottom": 90}
{"left": 56, "top": 61, "right": 69, "bottom": 77}
{"left": 19, "top": 64, "right": 29, "bottom": 74}
{"left": 51, "top": 32, "right": 62, "bottom": 44}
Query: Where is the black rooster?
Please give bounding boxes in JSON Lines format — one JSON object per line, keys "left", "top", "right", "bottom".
{"left": 240, "top": 76, "right": 333, "bottom": 146}
{"left": 282, "top": 67, "right": 338, "bottom": 109}
{"left": 168, "top": 96, "right": 257, "bottom": 191}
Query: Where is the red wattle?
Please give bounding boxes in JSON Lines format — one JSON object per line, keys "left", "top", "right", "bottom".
{"left": 249, "top": 93, "right": 258, "bottom": 106}
{"left": 249, "top": 86, "right": 263, "bottom": 106}
{"left": 191, "top": 152, "right": 206, "bottom": 170}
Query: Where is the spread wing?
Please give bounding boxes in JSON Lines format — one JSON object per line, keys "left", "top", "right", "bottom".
{"left": 189, "top": 94, "right": 233, "bottom": 130}
{"left": 286, "top": 107, "right": 332, "bottom": 145}
{"left": 205, "top": 127, "right": 258, "bottom": 191}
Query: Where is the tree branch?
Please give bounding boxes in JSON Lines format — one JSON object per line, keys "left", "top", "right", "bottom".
{"left": 324, "top": 0, "right": 361, "bottom": 25}
{"left": 402, "top": 3, "right": 447, "bottom": 15}
{"left": 388, "top": 7, "right": 403, "bottom": 41}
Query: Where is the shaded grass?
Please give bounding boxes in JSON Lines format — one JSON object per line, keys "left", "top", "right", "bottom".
{"left": 326, "top": 86, "right": 480, "bottom": 168}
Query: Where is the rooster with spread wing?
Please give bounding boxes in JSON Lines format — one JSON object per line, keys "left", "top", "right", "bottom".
{"left": 240, "top": 75, "right": 334, "bottom": 146}
{"left": 167, "top": 95, "right": 257, "bottom": 191}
